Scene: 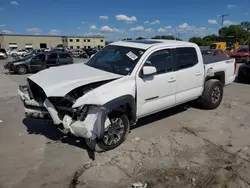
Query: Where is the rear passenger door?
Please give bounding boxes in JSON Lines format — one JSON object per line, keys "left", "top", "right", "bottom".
{"left": 174, "top": 47, "right": 204, "bottom": 104}
{"left": 46, "top": 53, "right": 58, "bottom": 67}
{"left": 58, "top": 53, "right": 73, "bottom": 65}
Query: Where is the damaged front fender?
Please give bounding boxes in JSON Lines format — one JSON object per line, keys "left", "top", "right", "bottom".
{"left": 62, "top": 106, "right": 111, "bottom": 140}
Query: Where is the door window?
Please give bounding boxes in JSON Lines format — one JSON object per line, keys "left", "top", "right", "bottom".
{"left": 144, "top": 49, "right": 174, "bottom": 74}
{"left": 33, "top": 54, "right": 45, "bottom": 61}
{"left": 176, "top": 47, "right": 198, "bottom": 70}
{"left": 48, "top": 53, "right": 58, "bottom": 59}
{"left": 59, "top": 53, "right": 71, "bottom": 59}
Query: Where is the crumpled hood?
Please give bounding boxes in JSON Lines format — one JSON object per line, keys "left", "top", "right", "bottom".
{"left": 28, "top": 63, "right": 122, "bottom": 97}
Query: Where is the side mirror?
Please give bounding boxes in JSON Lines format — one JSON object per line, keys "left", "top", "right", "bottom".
{"left": 142, "top": 66, "right": 157, "bottom": 76}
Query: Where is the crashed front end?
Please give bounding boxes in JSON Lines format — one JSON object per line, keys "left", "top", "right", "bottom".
{"left": 18, "top": 78, "right": 111, "bottom": 140}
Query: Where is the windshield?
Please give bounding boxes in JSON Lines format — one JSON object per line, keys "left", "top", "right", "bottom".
{"left": 20, "top": 53, "right": 36, "bottom": 60}
{"left": 85, "top": 45, "right": 145, "bottom": 75}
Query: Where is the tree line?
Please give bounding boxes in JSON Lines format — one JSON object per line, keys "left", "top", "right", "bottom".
{"left": 121, "top": 21, "right": 250, "bottom": 46}
{"left": 189, "top": 22, "right": 250, "bottom": 46}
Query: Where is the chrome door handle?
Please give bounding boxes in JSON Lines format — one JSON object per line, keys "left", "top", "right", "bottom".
{"left": 196, "top": 72, "right": 202, "bottom": 76}
{"left": 168, "top": 77, "right": 176, "bottom": 83}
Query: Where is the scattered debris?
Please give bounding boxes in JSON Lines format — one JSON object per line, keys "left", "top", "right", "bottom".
{"left": 191, "top": 177, "right": 196, "bottom": 185}
{"left": 165, "top": 176, "right": 170, "bottom": 181}
{"left": 134, "top": 137, "right": 140, "bottom": 142}
{"left": 224, "top": 166, "right": 233, "bottom": 172}
{"left": 132, "top": 182, "right": 147, "bottom": 188}
{"left": 161, "top": 162, "right": 167, "bottom": 167}
{"left": 186, "top": 166, "right": 190, "bottom": 170}
{"left": 175, "top": 176, "right": 180, "bottom": 183}
{"left": 226, "top": 143, "right": 233, "bottom": 147}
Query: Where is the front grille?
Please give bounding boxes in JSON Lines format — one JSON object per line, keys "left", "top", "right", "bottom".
{"left": 27, "top": 78, "right": 47, "bottom": 103}
{"left": 48, "top": 97, "right": 74, "bottom": 120}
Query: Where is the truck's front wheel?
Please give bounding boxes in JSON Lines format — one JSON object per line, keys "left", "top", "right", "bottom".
{"left": 200, "top": 79, "right": 223, "bottom": 110}
{"left": 85, "top": 113, "right": 130, "bottom": 152}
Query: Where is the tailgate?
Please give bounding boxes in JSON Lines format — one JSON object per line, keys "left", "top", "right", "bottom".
{"left": 204, "top": 58, "right": 236, "bottom": 85}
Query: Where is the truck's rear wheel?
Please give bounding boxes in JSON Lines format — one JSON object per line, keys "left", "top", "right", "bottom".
{"left": 200, "top": 79, "right": 223, "bottom": 110}
{"left": 85, "top": 113, "right": 130, "bottom": 152}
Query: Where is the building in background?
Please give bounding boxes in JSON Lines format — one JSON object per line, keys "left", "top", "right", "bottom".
{"left": 0, "top": 34, "right": 105, "bottom": 50}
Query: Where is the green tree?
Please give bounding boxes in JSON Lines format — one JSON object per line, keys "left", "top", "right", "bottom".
{"left": 136, "top": 37, "right": 146, "bottom": 40}
{"left": 151, "top": 35, "right": 182, "bottom": 40}
{"left": 189, "top": 37, "right": 206, "bottom": 46}
{"left": 219, "top": 24, "right": 250, "bottom": 44}
{"left": 122, "top": 38, "right": 132, "bottom": 41}
{"left": 240, "top": 21, "right": 250, "bottom": 31}
{"left": 203, "top": 34, "right": 219, "bottom": 42}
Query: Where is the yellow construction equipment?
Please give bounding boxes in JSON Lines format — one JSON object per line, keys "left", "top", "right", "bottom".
{"left": 209, "top": 36, "right": 239, "bottom": 55}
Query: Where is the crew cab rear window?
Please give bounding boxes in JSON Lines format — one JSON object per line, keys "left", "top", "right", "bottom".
{"left": 176, "top": 47, "right": 198, "bottom": 70}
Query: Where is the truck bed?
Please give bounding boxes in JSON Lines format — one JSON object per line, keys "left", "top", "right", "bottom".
{"left": 203, "top": 55, "right": 233, "bottom": 64}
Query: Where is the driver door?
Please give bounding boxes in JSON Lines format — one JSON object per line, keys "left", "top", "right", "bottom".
{"left": 30, "top": 54, "right": 46, "bottom": 72}
{"left": 136, "top": 48, "right": 177, "bottom": 118}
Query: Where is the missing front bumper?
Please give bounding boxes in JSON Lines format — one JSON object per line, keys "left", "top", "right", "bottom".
{"left": 18, "top": 85, "right": 110, "bottom": 140}
{"left": 18, "top": 85, "right": 60, "bottom": 122}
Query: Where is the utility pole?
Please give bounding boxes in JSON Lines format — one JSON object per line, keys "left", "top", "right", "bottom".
{"left": 217, "top": 14, "right": 229, "bottom": 28}
{"left": 217, "top": 14, "right": 229, "bottom": 37}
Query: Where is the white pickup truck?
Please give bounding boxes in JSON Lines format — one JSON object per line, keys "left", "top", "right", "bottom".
{"left": 18, "top": 40, "right": 236, "bottom": 152}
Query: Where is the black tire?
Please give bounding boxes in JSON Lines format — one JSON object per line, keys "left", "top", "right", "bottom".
{"left": 16, "top": 65, "right": 28, "bottom": 75}
{"left": 237, "top": 66, "right": 249, "bottom": 83}
{"left": 200, "top": 79, "right": 223, "bottom": 110}
{"left": 238, "top": 74, "right": 248, "bottom": 83}
{"left": 85, "top": 113, "right": 130, "bottom": 152}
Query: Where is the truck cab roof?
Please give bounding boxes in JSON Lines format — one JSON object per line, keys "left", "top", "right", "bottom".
{"left": 111, "top": 39, "right": 196, "bottom": 50}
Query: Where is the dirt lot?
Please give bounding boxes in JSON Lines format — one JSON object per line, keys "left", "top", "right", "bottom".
{"left": 0, "top": 58, "right": 250, "bottom": 188}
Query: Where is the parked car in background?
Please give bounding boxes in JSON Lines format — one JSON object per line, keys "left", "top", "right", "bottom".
{"left": 7, "top": 49, "right": 17, "bottom": 56}
{"left": 0, "top": 48, "right": 8, "bottom": 60}
{"left": 231, "top": 48, "right": 250, "bottom": 63}
{"left": 17, "top": 40, "right": 236, "bottom": 152}
{"left": 85, "top": 48, "right": 98, "bottom": 57}
{"left": 11, "top": 49, "right": 28, "bottom": 57}
{"left": 4, "top": 51, "right": 73, "bottom": 74}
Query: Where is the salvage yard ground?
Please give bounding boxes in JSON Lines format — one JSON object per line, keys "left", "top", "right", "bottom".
{"left": 0, "top": 58, "right": 250, "bottom": 188}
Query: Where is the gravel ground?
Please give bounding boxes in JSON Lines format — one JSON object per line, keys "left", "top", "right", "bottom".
{"left": 0, "top": 58, "right": 250, "bottom": 188}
